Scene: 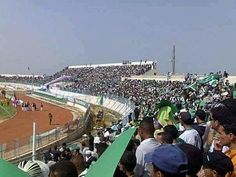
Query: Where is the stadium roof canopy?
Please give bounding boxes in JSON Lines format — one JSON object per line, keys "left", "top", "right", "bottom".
{"left": 0, "top": 74, "right": 44, "bottom": 77}
{"left": 68, "top": 60, "right": 155, "bottom": 69}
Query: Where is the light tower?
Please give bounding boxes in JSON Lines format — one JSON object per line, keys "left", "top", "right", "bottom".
{"left": 171, "top": 45, "right": 176, "bottom": 75}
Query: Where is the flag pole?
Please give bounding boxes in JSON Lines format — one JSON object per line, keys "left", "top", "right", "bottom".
{"left": 32, "top": 122, "right": 36, "bottom": 161}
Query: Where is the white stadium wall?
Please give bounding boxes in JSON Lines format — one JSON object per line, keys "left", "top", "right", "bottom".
{"left": 48, "top": 89, "right": 133, "bottom": 117}
{"left": 0, "top": 82, "right": 134, "bottom": 121}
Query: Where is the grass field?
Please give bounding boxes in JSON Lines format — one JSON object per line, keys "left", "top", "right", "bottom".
{"left": 0, "top": 104, "right": 16, "bottom": 120}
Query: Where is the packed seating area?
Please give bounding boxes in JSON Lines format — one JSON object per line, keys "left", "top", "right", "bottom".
{"left": 0, "top": 62, "right": 153, "bottom": 88}
{"left": 1, "top": 63, "right": 236, "bottom": 177}
{"left": 64, "top": 71, "right": 233, "bottom": 119}
{"left": 63, "top": 64, "right": 152, "bottom": 94}
{"left": 0, "top": 75, "right": 45, "bottom": 85}
{"left": 5, "top": 97, "right": 236, "bottom": 177}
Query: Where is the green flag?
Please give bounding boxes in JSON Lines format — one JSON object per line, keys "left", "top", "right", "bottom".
{"left": 208, "top": 79, "right": 218, "bottom": 87}
{"left": 85, "top": 127, "right": 136, "bottom": 177}
{"left": 0, "top": 159, "right": 30, "bottom": 177}
{"left": 156, "top": 100, "right": 177, "bottom": 127}
{"left": 185, "top": 82, "right": 198, "bottom": 91}
{"left": 199, "top": 100, "right": 206, "bottom": 108}
{"left": 185, "top": 74, "right": 220, "bottom": 92}
{"left": 198, "top": 74, "right": 220, "bottom": 84}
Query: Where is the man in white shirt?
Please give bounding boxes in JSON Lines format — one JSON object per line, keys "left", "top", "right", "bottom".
{"left": 134, "top": 118, "right": 160, "bottom": 177}
{"left": 179, "top": 111, "right": 202, "bottom": 150}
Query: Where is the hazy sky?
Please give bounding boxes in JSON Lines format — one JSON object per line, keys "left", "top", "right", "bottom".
{"left": 0, "top": 0, "right": 236, "bottom": 75}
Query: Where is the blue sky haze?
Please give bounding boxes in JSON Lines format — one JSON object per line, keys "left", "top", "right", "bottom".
{"left": 0, "top": 0, "right": 235, "bottom": 75}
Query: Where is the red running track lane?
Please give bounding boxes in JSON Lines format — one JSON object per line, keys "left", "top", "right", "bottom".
{"left": 0, "top": 93, "right": 73, "bottom": 146}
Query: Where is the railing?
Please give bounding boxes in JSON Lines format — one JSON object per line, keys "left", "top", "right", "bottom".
{"left": 0, "top": 104, "right": 92, "bottom": 162}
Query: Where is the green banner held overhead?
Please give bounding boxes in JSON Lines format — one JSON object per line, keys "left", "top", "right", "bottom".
{"left": 208, "top": 79, "right": 218, "bottom": 87}
{"left": 198, "top": 74, "right": 220, "bottom": 84}
{"left": 156, "top": 100, "right": 177, "bottom": 127}
{"left": 185, "top": 74, "right": 220, "bottom": 91}
{"left": 0, "top": 159, "right": 30, "bottom": 177}
{"left": 85, "top": 128, "right": 136, "bottom": 177}
{"left": 185, "top": 82, "right": 198, "bottom": 91}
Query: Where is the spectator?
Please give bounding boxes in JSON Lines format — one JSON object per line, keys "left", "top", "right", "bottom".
{"left": 134, "top": 106, "right": 141, "bottom": 121}
{"left": 61, "top": 148, "right": 72, "bottom": 160}
{"left": 210, "top": 99, "right": 236, "bottom": 132}
{"left": 84, "top": 150, "right": 97, "bottom": 168}
{"left": 94, "top": 132, "right": 102, "bottom": 145}
{"left": 81, "top": 141, "right": 89, "bottom": 157}
{"left": 192, "top": 109, "right": 211, "bottom": 151}
{"left": 51, "top": 145, "right": 61, "bottom": 162}
{"left": 119, "top": 151, "right": 137, "bottom": 177}
{"left": 210, "top": 99, "right": 236, "bottom": 175}
{"left": 161, "top": 132, "right": 173, "bottom": 144}
{"left": 72, "top": 148, "right": 81, "bottom": 157}
{"left": 145, "top": 144, "right": 188, "bottom": 177}
{"left": 197, "top": 151, "right": 233, "bottom": 177}
{"left": 178, "top": 111, "right": 202, "bottom": 150}
{"left": 163, "top": 125, "right": 180, "bottom": 144}
{"left": 134, "top": 118, "right": 160, "bottom": 177}
{"left": 47, "top": 156, "right": 56, "bottom": 168}
{"left": 192, "top": 109, "right": 207, "bottom": 137}
{"left": 88, "top": 132, "right": 94, "bottom": 151}
{"left": 60, "top": 143, "right": 67, "bottom": 152}
{"left": 217, "top": 123, "right": 236, "bottom": 176}
{"left": 71, "top": 153, "right": 87, "bottom": 177}
{"left": 18, "top": 160, "right": 49, "bottom": 177}
{"left": 44, "top": 147, "right": 53, "bottom": 164}
{"left": 49, "top": 161, "right": 78, "bottom": 177}
{"left": 48, "top": 113, "right": 53, "bottom": 125}
{"left": 154, "top": 128, "right": 164, "bottom": 144}
{"left": 178, "top": 143, "right": 203, "bottom": 177}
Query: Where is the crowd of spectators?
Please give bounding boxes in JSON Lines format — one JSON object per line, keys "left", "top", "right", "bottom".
{"left": 0, "top": 75, "right": 45, "bottom": 85}
{"left": 1, "top": 63, "right": 236, "bottom": 177}
{"left": 63, "top": 70, "right": 233, "bottom": 121}
{"left": 15, "top": 96, "right": 236, "bottom": 177}
{"left": 51, "top": 64, "right": 231, "bottom": 120}
{"left": 62, "top": 64, "right": 152, "bottom": 94}
{"left": 0, "top": 63, "right": 152, "bottom": 89}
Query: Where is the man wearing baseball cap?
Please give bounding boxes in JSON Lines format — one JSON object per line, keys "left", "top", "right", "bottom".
{"left": 145, "top": 144, "right": 188, "bottom": 177}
